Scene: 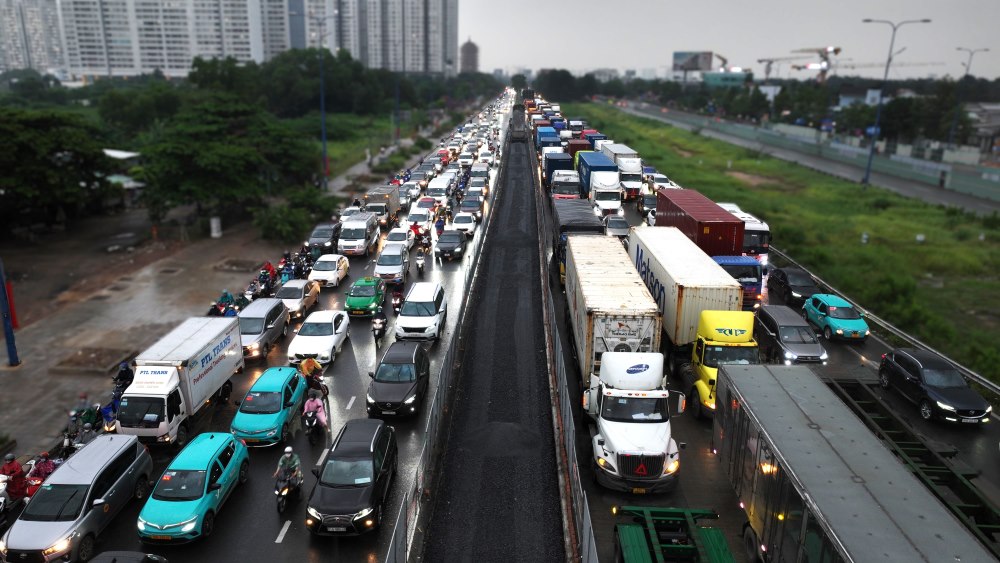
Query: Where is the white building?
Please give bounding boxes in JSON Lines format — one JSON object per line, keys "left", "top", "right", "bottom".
{"left": 0, "top": 0, "right": 63, "bottom": 74}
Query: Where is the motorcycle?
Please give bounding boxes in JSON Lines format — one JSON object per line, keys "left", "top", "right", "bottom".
{"left": 391, "top": 292, "right": 403, "bottom": 315}
{"left": 372, "top": 317, "right": 387, "bottom": 348}
{"left": 274, "top": 467, "right": 302, "bottom": 513}
{"left": 303, "top": 410, "right": 321, "bottom": 445}
{"left": 416, "top": 252, "right": 425, "bottom": 277}
{"left": 244, "top": 279, "right": 261, "bottom": 302}
{"left": 280, "top": 265, "right": 295, "bottom": 284}
{"left": 0, "top": 473, "right": 25, "bottom": 528}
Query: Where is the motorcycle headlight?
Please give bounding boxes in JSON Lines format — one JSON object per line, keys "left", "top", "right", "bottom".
{"left": 42, "top": 536, "right": 73, "bottom": 556}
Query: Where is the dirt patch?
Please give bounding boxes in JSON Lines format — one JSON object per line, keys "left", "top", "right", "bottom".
{"left": 727, "top": 171, "right": 772, "bottom": 187}
{"left": 673, "top": 147, "right": 694, "bottom": 158}
{"left": 51, "top": 347, "right": 137, "bottom": 375}
{"left": 214, "top": 259, "right": 264, "bottom": 273}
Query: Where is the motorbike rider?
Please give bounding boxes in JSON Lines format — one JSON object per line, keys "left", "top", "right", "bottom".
{"left": 31, "top": 452, "right": 56, "bottom": 481}
{"left": 1, "top": 454, "right": 27, "bottom": 500}
{"left": 73, "top": 392, "right": 90, "bottom": 414}
{"left": 435, "top": 217, "right": 445, "bottom": 237}
{"left": 302, "top": 390, "right": 328, "bottom": 429}
{"left": 273, "top": 447, "right": 302, "bottom": 485}
{"left": 76, "top": 423, "right": 98, "bottom": 445}
{"left": 218, "top": 289, "right": 236, "bottom": 307}
{"left": 113, "top": 362, "right": 134, "bottom": 388}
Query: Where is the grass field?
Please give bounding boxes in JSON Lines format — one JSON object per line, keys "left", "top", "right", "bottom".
{"left": 564, "top": 102, "right": 1000, "bottom": 383}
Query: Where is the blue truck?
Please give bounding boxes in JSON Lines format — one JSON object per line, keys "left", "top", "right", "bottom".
{"left": 712, "top": 255, "right": 764, "bottom": 310}
{"left": 576, "top": 152, "right": 621, "bottom": 216}
{"left": 584, "top": 132, "right": 607, "bottom": 148}
{"left": 535, "top": 126, "right": 558, "bottom": 150}
{"left": 543, "top": 153, "right": 574, "bottom": 188}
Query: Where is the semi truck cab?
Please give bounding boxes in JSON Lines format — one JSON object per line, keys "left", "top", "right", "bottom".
{"left": 713, "top": 255, "right": 764, "bottom": 310}
{"left": 685, "top": 311, "right": 758, "bottom": 418}
{"left": 117, "top": 368, "right": 191, "bottom": 445}
{"left": 590, "top": 173, "right": 623, "bottom": 216}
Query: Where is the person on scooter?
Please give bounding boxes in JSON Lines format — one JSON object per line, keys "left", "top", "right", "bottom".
{"left": 1, "top": 454, "right": 26, "bottom": 500}
{"left": 373, "top": 306, "right": 388, "bottom": 329}
{"left": 31, "top": 452, "right": 55, "bottom": 481}
{"left": 76, "top": 423, "right": 97, "bottom": 445}
{"left": 273, "top": 447, "right": 302, "bottom": 485}
{"left": 114, "top": 362, "right": 134, "bottom": 388}
{"left": 302, "top": 390, "right": 327, "bottom": 429}
{"left": 435, "top": 216, "right": 445, "bottom": 237}
{"left": 391, "top": 287, "right": 404, "bottom": 315}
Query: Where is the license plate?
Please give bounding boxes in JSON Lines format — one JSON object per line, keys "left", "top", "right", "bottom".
{"left": 631, "top": 488, "right": 647, "bottom": 494}
{"left": 381, "top": 410, "right": 395, "bottom": 415}
{"left": 961, "top": 419, "right": 980, "bottom": 424}
{"left": 328, "top": 526, "right": 347, "bottom": 532}
{"left": 244, "top": 438, "right": 258, "bottom": 443}
{"left": 150, "top": 535, "right": 171, "bottom": 540}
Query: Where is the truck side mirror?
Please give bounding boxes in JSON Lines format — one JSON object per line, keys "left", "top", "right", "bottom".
{"left": 674, "top": 392, "right": 687, "bottom": 416}
{"left": 596, "top": 437, "right": 605, "bottom": 448}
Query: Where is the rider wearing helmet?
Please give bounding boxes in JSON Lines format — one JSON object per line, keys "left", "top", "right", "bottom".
{"left": 274, "top": 447, "right": 302, "bottom": 483}
{"left": 1, "top": 453, "right": 27, "bottom": 499}
{"left": 302, "top": 390, "right": 328, "bottom": 428}
{"left": 31, "top": 452, "right": 56, "bottom": 481}
{"left": 76, "top": 423, "right": 98, "bottom": 445}
{"left": 114, "top": 361, "right": 134, "bottom": 388}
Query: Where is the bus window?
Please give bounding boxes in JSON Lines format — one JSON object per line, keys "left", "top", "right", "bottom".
{"left": 803, "top": 507, "right": 844, "bottom": 563}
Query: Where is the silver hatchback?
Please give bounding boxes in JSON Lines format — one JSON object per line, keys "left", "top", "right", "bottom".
{"left": 0, "top": 435, "right": 153, "bottom": 562}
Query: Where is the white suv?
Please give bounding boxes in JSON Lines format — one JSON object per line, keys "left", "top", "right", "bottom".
{"left": 395, "top": 282, "right": 447, "bottom": 341}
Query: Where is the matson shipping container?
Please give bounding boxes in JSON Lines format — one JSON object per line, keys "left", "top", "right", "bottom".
{"left": 565, "top": 235, "right": 662, "bottom": 385}
{"left": 654, "top": 188, "right": 744, "bottom": 257}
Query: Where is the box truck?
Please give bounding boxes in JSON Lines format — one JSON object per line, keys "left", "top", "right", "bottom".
{"left": 654, "top": 189, "right": 744, "bottom": 256}
{"left": 364, "top": 185, "right": 401, "bottom": 230}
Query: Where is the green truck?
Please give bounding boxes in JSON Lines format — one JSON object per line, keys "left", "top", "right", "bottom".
{"left": 612, "top": 506, "right": 734, "bottom": 563}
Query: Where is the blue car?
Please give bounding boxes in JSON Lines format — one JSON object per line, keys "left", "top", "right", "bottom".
{"left": 137, "top": 433, "right": 249, "bottom": 543}
{"left": 802, "top": 294, "right": 870, "bottom": 341}
{"left": 230, "top": 367, "right": 306, "bottom": 445}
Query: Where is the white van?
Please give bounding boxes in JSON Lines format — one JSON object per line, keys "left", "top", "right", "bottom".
{"left": 337, "top": 211, "right": 379, "bottom": 256}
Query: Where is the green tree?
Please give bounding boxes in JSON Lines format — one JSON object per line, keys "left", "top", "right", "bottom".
{"left": 511, "top": 74, "right": 527, "bottom": 91}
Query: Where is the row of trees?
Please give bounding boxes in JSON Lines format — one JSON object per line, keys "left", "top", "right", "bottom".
{"left": 522, "top": 68, "right": 990, "bottom": 145}
{"left": 0, "top": 50, "right": 502, "bottom": 235}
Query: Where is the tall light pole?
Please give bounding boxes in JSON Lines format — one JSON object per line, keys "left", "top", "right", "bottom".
{"left": 947, "top": 47, "right": 989, "bottom": 148}
{"left": 860, "top": 18, "right": 931, "bottom": 187}
{"left": 293, "top": 11, "right": 337, "bottom": 187}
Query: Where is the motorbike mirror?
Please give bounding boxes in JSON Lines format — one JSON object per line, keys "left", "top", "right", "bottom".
{"left": 311, "top": 468, "right": 320, "bottom": 478}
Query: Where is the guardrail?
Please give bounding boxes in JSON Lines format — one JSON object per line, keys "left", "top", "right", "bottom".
{"left": 769, "top": 246, "right": 1000, "bottom": 400}
{"left": 384, "top": 109, "right": 511, "bottom": 562}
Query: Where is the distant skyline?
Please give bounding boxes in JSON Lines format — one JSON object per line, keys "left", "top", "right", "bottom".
{"left": 458, "top": 0, "right": 998, "bottom": 81}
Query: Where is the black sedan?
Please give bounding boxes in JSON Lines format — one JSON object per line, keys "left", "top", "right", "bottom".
{"left": 879, "top": 348, "right": 992, "bottom": 423}
{"left": 434, "top": 230, "right": 468, "bottom": 261}
{"left": 767, "top": 266, "right": 821, "bottom": 308}
{"left": 459, "top": 195, "right": 484, "bottom": 220}
{"left": 305, "top": 419, "right": 398, "bottom": 535}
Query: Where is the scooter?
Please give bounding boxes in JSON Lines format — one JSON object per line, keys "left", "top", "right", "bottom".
{"left": 0, "top": 474, "right": 25, "bottom": 528}
{"left": 274, "top": 467, "right": 302, "bottom": 513}
{"left": 391, "top": 292, "right": 403, "bottom": 316}
{"left": 416, "top": 253, "right": 425, "bottom": 277}
{"left": 244, "top": 279, "right": 261, "bottom": 302}
{"left": 303, "top": 410, "right": 322, "bottom": 446}
{"left": 372, "top": 317, "right": 387, "bottom": 348}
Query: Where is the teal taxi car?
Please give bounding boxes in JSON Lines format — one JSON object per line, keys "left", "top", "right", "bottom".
{"left": 137, "top": 433, "right": 249, "bottom": 543}
{"left": 802, "top": 294, "right": 871, "bottom": 341}
{"left": 230, "top": 367, "right": 306, "bottom": 445}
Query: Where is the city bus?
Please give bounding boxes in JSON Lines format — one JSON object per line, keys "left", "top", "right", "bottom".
{"left": 717, "top": 203, "right": 771, "bottom": 266}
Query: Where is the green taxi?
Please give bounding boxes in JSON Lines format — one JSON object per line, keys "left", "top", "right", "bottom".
{"left": 345, "top": 276, "right": 386, "bottom": 317}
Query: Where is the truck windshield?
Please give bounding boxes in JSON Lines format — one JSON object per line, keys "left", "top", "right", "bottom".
{"left": 552, "top": 182, "right": 580, "bottom": 196}
{"left": 19, "top": 484, "right": 89, "bottom": 521}
{"left": 239, "top": 391, "right": 282, "bottom": 414}
{"left": 366, "top": 204, "right": 386, "bottom": 214}
{"left": 619, "top": 173, "right": 643, "bottom": 183}
{"left": 743, "top": 229, "right": 771, "bottom": 254}
{"left": 239, "top": 317, "right": 265, "bottom": 335}
{"left": 721, "top": 264, "right": 761, "bottom": 284}
{"left": 152, "top": 470, "right": 206, "bottom": 501}
{"left": 594, "top": 191, "right": 621, "bottom": 202}
{"left": 117, "top": 396, "right": 165, "bottom": 427}
{"left": 601, "top": 395, "right": 669, "bottom": 423}
{"left": 703, "top": 346, "right": 759, "bottom": 369}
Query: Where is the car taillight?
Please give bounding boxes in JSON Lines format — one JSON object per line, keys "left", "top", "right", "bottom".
{"left": 881, "top": 353, "right": 886, "bottom": 360}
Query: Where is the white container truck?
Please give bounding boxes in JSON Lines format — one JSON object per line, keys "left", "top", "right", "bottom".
{"left": 116, "top": 317, "right": 243, "bottom": 447}
{"left": 582, "top": 352, "right": 686, "bottom": 493}
{"left": 600, "top": 143, "right": 644, "bottom": 201}
{"left": 565, "top": 235, "right": 662, "bottom": 386}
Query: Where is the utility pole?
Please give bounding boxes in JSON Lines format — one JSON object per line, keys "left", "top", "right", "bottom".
{"left": 293, "top": 11, "right": 338, "bottom": 188}
{"left": 947, "top": 47, "right": 988, "bottom": 148}
{"left": 860, "top": 18, "right": 931, "bottom": 187}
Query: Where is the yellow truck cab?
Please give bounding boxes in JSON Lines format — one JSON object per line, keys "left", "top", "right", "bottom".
{"left": 687, "top": 310, "right": 758, "bottom": 419}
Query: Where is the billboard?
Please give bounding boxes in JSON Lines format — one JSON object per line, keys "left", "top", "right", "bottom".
{"left": 673, "top": 51, "right": 714, "bottom": 72}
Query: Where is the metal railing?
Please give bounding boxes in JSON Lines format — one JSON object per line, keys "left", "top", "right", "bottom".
{"left": 769, "top": 246, "right": 1000, "bottom": 399}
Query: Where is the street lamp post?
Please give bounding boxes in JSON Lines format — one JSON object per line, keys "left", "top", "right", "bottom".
{"left": 860, "top": 18, "right": 931, "bottom": 187}
{"left": 947, "top": 47, "right": 989, "bottom": 148}
{"left": 293, "top": 11, "right": 337, "bottom": 188}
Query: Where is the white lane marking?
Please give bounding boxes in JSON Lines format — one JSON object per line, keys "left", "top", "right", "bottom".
{"left": 346, "top": 395, "right": 356, "bottom": 410}
{"left": 316, "top": 446, "right": 330, "bottom": 467}
{"left": 275, "top": 520, "right": 291, "bottom": 543}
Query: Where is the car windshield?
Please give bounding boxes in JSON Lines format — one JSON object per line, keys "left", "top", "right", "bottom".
{"left": 298, "top": 322, "right": 332, "bottom": 337}
{"left": 606, "top": 217, "right": 629, "bottom": 229}
{"left": 320, "top": 457, "right": 374, "bottom": 487}
{"left": 117, "top": 396, "right": 165, "bottom": 427}
{"left": 310, "top": 228, "right": 333, "bottom": 239}
{"left": 276, "top": 286, "right": 304, "bottom": 299}
{"left": 471, "top": 179, "right": 486, "bottom": 187}
{"left": 428, "top": 188, "right": 447, "bottom": 197}
{"left": 439, "top": 233, "right": 462, "bottom": 244}
{"left": 400, "top": 300, "right": 436, "bottom": 317}
{"left": 721, "top": 265, "right": 761, "bottom": 284}
{"left": 239, "top": 391, "right": 282, "bottom": 414}
{"left": 418, "top": 199, "right": 435, "bottom": 208}
{"left": 375, "top": 363, "right": 417, "bottom": 383}
{"left": 410, "top": 213, "right": 429, "bottom": 223}
{"left": 702, "top": 346, "right": 759, "bottom": 369}
{"left": 349, "top": 284, "right": 377, "bottom": 297}
{"left": 378, "top": 253, "right": 404, "bottom": 266}
{"left": 643, "top": 195, "right": 657, "bottom": 206}
{"left": 779, "top": 326, "right": 818, "bottom": 344}
{"left": 601, "top": 395, "right": 668, "bottom": 423}
{"left": 387, "top": 232, "right": 408, "bottom": 243}
{"left": 152, "top": 470, "right": 206, "bottom": 501}
{"left": 455, "top": 215, "right": 474, "bottom": 225}
{"left": 595, "top": 191, "right": 621, "bottom": 201}
{"left": 19, "top": 484, "right": 89, "bottom": 521}
{"left": 312, "top": 260, "right": 338, "bottom": 271}
{"left": 923, "top": 368, "right": 967, "bottom": 388}
{"left": 342, "top": 228, "right": 367, "bottom": 240}
{"left": 239, "top": 317, "right": 265, "bottom": 335}
{"left": 341, "top": 209, "right": 360, "bottom": 218}
{"left": 787, "top": 271, "right": 815, "bottom": 286}
{"left": 481, "top": 152, "right": 492, "bottom": 158}
{"left": 460, "top": 153, "right": 472, "bottom": 160}
{"left": 828, "top": 306, "right": 861, "bottom": 320}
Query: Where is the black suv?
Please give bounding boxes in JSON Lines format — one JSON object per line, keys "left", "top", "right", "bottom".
{"left": 366, "top": 342, "right": 431, "bottom": 417}
{"left": 306, "top": 419, "right": 397, "bottom": 535}
{"left": 305, "top": 221, "right": 342, "bottom": 255}
{"left": 879, "top": 348, "right": 991, "bottom": 424}
{"left": 434, "top": 230, "right": 468, "bottom": 261}
{"left": 766, "top": 267, "right": 821, "bottom": 308}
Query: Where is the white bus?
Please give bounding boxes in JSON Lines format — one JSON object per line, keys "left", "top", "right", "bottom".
{"left": 718, "top": 203, "right": 771, "bottom": 266}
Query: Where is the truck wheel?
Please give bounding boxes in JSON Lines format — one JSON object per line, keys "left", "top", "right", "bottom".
{"left": 743, "top": 527, "right": 761, "bottom": 563}
{"left": 218, "top": 381, "right": 233, "bottom": 404}
{"left": 689, "top": 387, "right": 703, "bottom": 420}
{"left": 175, "top": 425, "right": 190, "bottom": 449}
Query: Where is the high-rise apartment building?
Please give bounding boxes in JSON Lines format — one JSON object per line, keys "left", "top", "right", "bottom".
{"left": 459, "top": 37, "right": 477, "bottom": 74}
{"left": 0, "top": 0, "right": 63, "bottom": 74}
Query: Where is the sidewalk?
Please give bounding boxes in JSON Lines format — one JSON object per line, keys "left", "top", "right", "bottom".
{"left": 0, "top": 129, "right": 440, "bottom": 456}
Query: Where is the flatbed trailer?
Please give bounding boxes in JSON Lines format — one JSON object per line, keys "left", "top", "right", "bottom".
{"left": 612, "top": 506, "right": 735, "bottom": 563}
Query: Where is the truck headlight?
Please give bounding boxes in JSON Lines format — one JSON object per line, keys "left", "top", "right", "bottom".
{"left": 596, "top": 456, "right": 616, "bottom": 473}
{"left": 936, "top": 401, "right": 956, "bottom": 412}
{"left": 663, "top": 459, "right": 680, "bottom": 475}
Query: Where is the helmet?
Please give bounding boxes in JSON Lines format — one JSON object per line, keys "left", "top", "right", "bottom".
{"left": 40, "top": 452, "right": 49, "bottom": 459}
{"left": 83, "top": 423, "right": 93, "bottom": 431}
{"left": 120, "top": 362, "right": 128, "bottom": 369}
{"left": 283, "top": 447, "right": 293, "bottom": 456}
{"left": 309, "top": 390, "right": 319, "bottom": 399}
{"left": 93, "top": 403, "right": 101, "bottom": 409}
{"left": 4, "top": 453, "right": 14, "bottom": 462}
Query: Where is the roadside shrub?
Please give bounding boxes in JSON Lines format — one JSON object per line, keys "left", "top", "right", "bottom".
{"left": 414, "top": 137, "right": 432, "bottom": 151}
{"left": 252, "top": 204, "right": 311, "bottom": 243}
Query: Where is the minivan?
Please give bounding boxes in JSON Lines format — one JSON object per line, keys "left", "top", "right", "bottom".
{"left": 373, "top": 243, "right": 409, "bottom": 285}
{"left": 395, "top": 282, "right": 447, "bottom": 341}
{"left": 755, "top": 305, "right": 828, "bottom": 365}
{"left": 238, "top": 298, "right": 289, "bottom": 360}
{"left": 1, "top": 435, "right": 153, "bottom": 562}
{"left": 337, "top": 212, "right": 379, "bottom": 257}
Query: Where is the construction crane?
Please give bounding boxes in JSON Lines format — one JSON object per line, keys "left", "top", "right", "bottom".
{"left": 790, "top": 46, "right": 842, "bottom": 83}
{"left": 757, "top": 56, "right": 812, "bottom": 82}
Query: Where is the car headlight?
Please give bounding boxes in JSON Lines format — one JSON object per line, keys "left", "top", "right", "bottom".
{"left": 425, "top": 326, "right": 437, "bottom": 333}
{"left": 288, "top": 356, "right": 295, "bottom": 363}
{"left": 0, "top": 539, "right": 6, "bottom": 556}
{"left": 249, "top": 342, "right": 260, "bottom": 350}
{"left": 820, "top": 351, "right": 829, "bottom": 360}
{"left": 42, "top": 536, "right": 72, "bottom": 556}
{"left": 353, "top": 507, "right": 374, "bottom": 520}
{"left": 784, "top": 351, "right": 796, "bottom": 360}
{"left": 835, "top": 329, "right": 844, "bottom": 335}
{"left": 265, "top": 427, "right": 279, "bottom": 437}
{"left": 454, "top": 247, "right": 462, "bottom": 254}
{"left": 366, "top": 393, "right": 375, "bottom": 404}
{"left": 865, "top": 330, "right": 871, "bottom": 336}
{"left": 617, "top": 208, "right": 624, "bottom": 216}
{"left": 791, "top": 291, "right": 802, "bottom": 298}
{"left": 182, "top": 520, "right": 197, "bottom": 533}
{"left": 137, "top": 518, "right": 146, "bottom": 531}
{"left": 988, "top": 405, "right": 993, "bottom": 414}
{"left": 403, "top": 394, "right": 417, "bottom": 405}
{"left": 303, "top": 241, "right": 310, "bottom": 246}
{"left": 307, "top": 506, "right": 323, "bottom": 520}
{"left": 320, "top": 353, "right": 330, "bottom": 360}
{"left": 936, "top": 401, "right": 956, "bottom": 412}
{"left": 368, "top": 303, "right": 377, "bottom": 309}
{"left": 324, "top": 241, "right": 332, "bottom": 247}
{"left": 663, "top": 459, "right": 680, "bottom": 475}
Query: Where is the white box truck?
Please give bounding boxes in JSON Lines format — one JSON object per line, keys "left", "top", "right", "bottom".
{"left": 116, "top": 317, "right": 243, "bottom": 447}
{"left": 582, "top": 352, "right": 686, "bottom": 493}
{"left": 600, "top": 143, "right": 644, "bottom": 201}
{"left": 364, "top": 185, "right": 401, "bottom": 230}
{"left": 565, "top": 235, "right": 662, "bottom": 386}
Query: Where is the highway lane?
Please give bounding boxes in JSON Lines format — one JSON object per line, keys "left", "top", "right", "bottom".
{"left": 93, "top": 165, "right": 502, "bottom": 561}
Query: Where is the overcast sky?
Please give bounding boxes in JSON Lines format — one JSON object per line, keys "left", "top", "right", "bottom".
{"left": 458, "top": 0, "right": 998, "bottom": 81}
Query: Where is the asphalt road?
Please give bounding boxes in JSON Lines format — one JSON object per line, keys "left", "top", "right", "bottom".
{"left": 90, "top": 180, "right": 499, "bottom": 561}
{"left": 422, "top": 139, "right": 565, "bottom": 561}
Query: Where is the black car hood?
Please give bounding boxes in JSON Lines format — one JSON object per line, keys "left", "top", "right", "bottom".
{"left": 790, "top": 283, "right": 821, "bottom": 296}
{"left": 437, "top": 240, "right": 463, "bottom": 251}
{"left": 370, "top": 380, "right": 417, "bottom": 403}
{"left": 309, "top": 482, "right": 374, "bottom": 515}
{"left": 308, "top": 236, "right": 331, "bottom": 245}
{"left": 927, "top": 385, "right": 989, "bottom": 411}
